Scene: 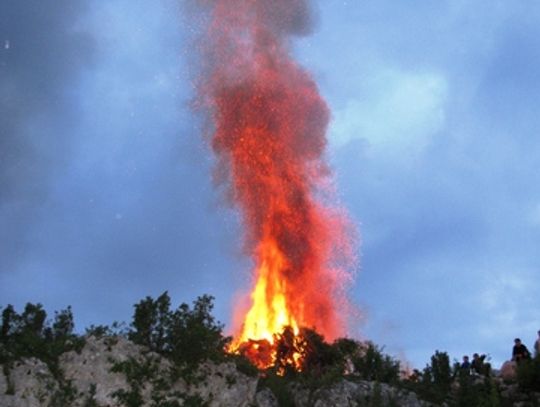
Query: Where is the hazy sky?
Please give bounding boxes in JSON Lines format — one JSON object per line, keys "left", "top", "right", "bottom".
{"left": 1, "top": 0, "right": 539, "bottom": 369}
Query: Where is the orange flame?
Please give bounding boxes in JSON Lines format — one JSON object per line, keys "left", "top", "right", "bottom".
{"left": 237, "top": 237, "right": 300, "bottom": 345}
{"left": 196, "top": 0, "right": 356, "bottom": 370}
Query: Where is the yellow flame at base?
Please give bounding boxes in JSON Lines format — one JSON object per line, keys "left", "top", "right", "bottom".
{"left": 234, "top": 237, "right": 299, "bottom": 348}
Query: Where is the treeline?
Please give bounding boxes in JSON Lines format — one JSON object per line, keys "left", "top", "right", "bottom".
{"left": 1, "top": 293, "right": 540, "bottom": 406}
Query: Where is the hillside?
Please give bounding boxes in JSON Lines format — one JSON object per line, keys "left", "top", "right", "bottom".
{"left": 1, "top": 294, "right": 539, "bottom": 406}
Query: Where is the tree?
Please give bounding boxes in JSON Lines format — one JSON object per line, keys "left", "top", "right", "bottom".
{"left": 129, "top": 292, "right": 171, "bottom": 352}
{"left": 167, "top": 294, "right": 229, "bottom": 368}
{"left": 350, "top": 341, "right": 400, "bottom": 384}
{"left": 0, "top": 303, "right": 81, "bottom": 376}
{"left": 128, "top": 293, "right": 230, "bottom": 369}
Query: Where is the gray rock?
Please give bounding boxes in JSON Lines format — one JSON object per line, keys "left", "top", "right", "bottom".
{"left": 255, "top": 388, "right": 278, "bottom": 407}
{"left": 289, "top": 379, "right": 433, "bottom": 407}
{"left": 59, "top": 335, "right": 146, "bottom": 406}
{"left": 58, "top": 335, "right": 258, "bottom": 406}
{"left": 0, "top": 365, "right": 8, "bottom": 395}
{"left": 192, "top": 362, "right": 258, "bottom": 407}
{"left": 0, "top": 358, "right": 58, "bottom": 407}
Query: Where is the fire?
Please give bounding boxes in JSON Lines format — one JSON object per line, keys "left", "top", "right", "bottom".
{"left": 237, "top": 237, "right": 300, "bottom": 345}
{"left": 195, "top": 0, "right": 355, "bottom": 370}
{"left": 232, "top": 237, "right": 302, "bottom": 370}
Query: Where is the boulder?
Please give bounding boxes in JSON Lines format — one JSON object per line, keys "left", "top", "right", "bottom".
{"left": 500, "top": 360, "right": 517, "bottom": 382}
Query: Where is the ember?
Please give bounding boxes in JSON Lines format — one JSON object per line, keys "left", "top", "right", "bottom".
{"left": 196, "top": 0, "right": 355, "bottom": 370}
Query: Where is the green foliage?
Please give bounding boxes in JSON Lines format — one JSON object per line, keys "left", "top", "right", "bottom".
{"left": 0, "top": 303, "right": 83, "bottom": 377}
{"left": 111, "top": 356, "right": 160, "bottom": 386}
{"left": 85, "top": 324, "right": 114, "bottom": 339}
{"left": 181, "top": 394, "right": 208, "bottom": 407}
{"left": 111, "top": 356, "right": 160, "bottom": 407}
{"left": 258, "top": 374, "right": 295, "bottom": 407}
{"left": 454, "top": 373, "right": 501, "bottom": 407}
{"left": 112, "top": 387, "right": 144, "bottom": 407}
{"left": 226, "top": 354, "right": 258, "bottom": 377}
{"left": 167, "top": 294, "right": 230, "bottom": 369}
{"left": 83, "top": 383, "right": 100, "bottom": 407}
{"left": 49, "top": 379, "right": 78, "bottom": 407}
{"left": 517, "top": 355, "right": 540, "bottom": 392}
{"left": 349, "top": 341, "right": 400, "bottom": 384}
{"left": 370, "top": 381, "right": 384, "bottom": 407}
{"left": 3, "top": 295, "right": 538, "bottom": 407}
{"left": 403, "top": 350, "right": 452, "bottom": 404}
{"left": 431, "top": 351, "right": 452, "bottom": 393}
{"left": 128, "top": 292, "right": 230, "bottom": 371}
{"left": 3, "top": 363, "right": 15, "bottom": 395}
{"left": 129, "top": 292, "right": 171, "bottom": 352}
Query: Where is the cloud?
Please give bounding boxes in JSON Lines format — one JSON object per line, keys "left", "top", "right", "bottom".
{"left": 329, "top": 69, "right": 447, "bottom": 157}
{"left": 0, "top": 1, "right": 94, "bottom": 270}
{"left": 0, "top": 0, "right": 245, "bottom": 330}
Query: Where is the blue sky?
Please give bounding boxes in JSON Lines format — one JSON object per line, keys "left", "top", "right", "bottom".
{"left": 1, "top": 0, "right": 539, "bottom": 369}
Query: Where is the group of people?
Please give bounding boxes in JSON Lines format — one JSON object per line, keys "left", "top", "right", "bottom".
{"left": 460, "top": 330, "right": 540, "bottom": 375}
{"left": 460, "top": 353, "right": 488, "bottom": 375}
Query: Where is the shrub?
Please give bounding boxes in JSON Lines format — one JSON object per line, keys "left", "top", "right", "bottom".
{"left": 403, "top": 350, "right": 452, "bottom": 404}
{"left": 350, "top": 341, "right": 400, "bottom": 384}
{"left": 517, "top": 355, "right": 540, "bottom": 392}
{"left": 0, "top": 303, "right": 83, "bottom": 377}
{"left": 128, "top": 292, "right": 230, "bottom": 371}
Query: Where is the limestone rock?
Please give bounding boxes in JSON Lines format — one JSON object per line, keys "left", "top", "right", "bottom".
{"left": 57, "top": 335, "right": 258, "bottom": 406}
{"left": 0, "top": 358, "right": 58, "bottom": 407}
{"left": 191, "top": 361, "right": 258, "bottom": 406}
{"left": 0, "top": 366, "right": 8, "bottom": 395}
{"left": 255, "top": 387, "right": 279, "bottom": 407}
{"left": 59, "top": 335, "right": 146, "bottom": 406}
{"left": 292, "top": 379, "right": 433, "bottom": 407}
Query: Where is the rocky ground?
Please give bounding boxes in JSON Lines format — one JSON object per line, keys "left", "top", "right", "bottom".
{"left": 1, "top": 335, "right": 538, "bottom": 406}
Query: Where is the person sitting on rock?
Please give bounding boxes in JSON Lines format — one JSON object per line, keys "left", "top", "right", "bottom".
{"left": 512, "top": 338, "right": 531, "bottom": 363}
{"left": 471, "top": 353, "right": 486, "bottom": 375}
{"left": 534, "top": 330, "right": 540, "bottom": 358}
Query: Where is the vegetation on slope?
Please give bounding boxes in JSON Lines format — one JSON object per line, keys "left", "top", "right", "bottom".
{"left": 1, "top": 293, "right": 539, "bottom": 406}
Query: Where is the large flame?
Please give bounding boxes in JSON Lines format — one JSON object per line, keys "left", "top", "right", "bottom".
{"left": 195, "top": 0, "right": 355, "bottom": 369}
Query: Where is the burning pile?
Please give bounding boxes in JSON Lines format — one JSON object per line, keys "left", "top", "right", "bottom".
{"left": 195, "top": 0, "right": 355, "bottom": 370}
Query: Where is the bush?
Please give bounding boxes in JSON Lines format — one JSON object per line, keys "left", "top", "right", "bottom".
{"left": 403, "top": 350, "right": 452, "bottom": 404}
{"left": 349, "top": 341, "right": 400, "bottom": 384}
{"left": 0, "top": 303, "right": 83, "bottom": 377}
{"left": 517, "top": 355, "right": 540, "bottom": 392}
{"left": 128, "top": 292, "right": 230, "bottom": 371}
{"left": 129, "top": 292, "right": 171, "bottom": 353}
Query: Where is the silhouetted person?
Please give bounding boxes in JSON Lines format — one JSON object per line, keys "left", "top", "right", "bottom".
{"left": 471, "top": 353, "right": 486, "bottom": 375}
{"left": 461, "top": 355, "right": 471, "bottom": 371}
{"left": 535, "top": 330, "right": 540, "bottom": 357}
{"left": 512, "top": 338, "right": 531, "bottom": 363}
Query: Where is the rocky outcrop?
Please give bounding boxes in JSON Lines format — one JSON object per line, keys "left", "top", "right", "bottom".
{"left": 289, "top": 379, "right": 434, "bottom": 407}
{"left": 0, "top": 358, "right": 58, "bottom": 407}
{"left": 194, "top": 361, "right": 258, "bottom": 406}
{"left": 58, "top": 335, "right": 149, "bottom": 406}
{"left": 255, "top": 387, "right": 279, "bottom": 407}
{"left": 3, "top": 336, "right": 537, "bottom": 406}
{"left": 0, "top": 335, "right": 259, "bottom": 407}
